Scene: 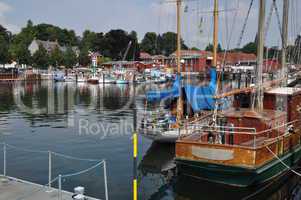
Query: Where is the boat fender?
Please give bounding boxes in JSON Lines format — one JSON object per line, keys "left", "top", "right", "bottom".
{"left": 208, "top": 131, "right": 214, "bottom": 144}
{"left": 288, "top": 125, "right": 295, "bottom": 134}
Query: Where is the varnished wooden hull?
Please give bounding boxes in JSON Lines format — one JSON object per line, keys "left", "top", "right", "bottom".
{"left": 176, "top": 145, "right": 301, "bottom": 187}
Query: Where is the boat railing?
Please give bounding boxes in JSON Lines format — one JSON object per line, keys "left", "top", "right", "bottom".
{"left": 183, "top": 120, "right": 298, "bottom": 148}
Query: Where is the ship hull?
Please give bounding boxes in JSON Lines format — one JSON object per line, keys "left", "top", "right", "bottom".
{"left": 176, "top": 145, "right": 301, "bottom": 187}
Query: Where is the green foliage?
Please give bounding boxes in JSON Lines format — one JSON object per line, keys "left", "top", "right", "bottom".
{"left": 139, "top": 32, "right": 188, "bottom": 56}
{"left": 191, "top": 47, "right": 200, "bottom": 51}
{"left": 98, "top": 56, "right": 111, "bottom": 64}
{"left": 205, "top": 43, "right": 223, "bottom": 52}
{"left": 140, "top": 32, "right": 158, "bottom": 55}
{"left": 0, "top": 25, "right": 11, "bottom": 64}
{"left": 32, "top": 45, "right": 49, "bottom": 69}
{"left": 161, "top": 32, "right": 188, "bottom": 56}
{"left": 62, "top": 47, "right": 77, "bottom": 68}
{"left": 78, "top": 47, "right": 90, "bottom": 66}
{"left": 80, "top": 30, "right": 97, "bottom": 51}
{"left": 79, "top": 29, "right": 139, "bottom": 61}
{"left": 33, "top": 23, "right": 78, "bottom": 46}
{"left": 49, "top": 47, "right": 63, "bottom": 67}
{"left": 128, "top": 31, "right": 140, "bottom": 60}
{"left": 241, "top": 42, "right": 257, "bottom": 54}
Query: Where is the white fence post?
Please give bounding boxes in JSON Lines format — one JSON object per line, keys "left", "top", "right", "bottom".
{"left": 3, "top": 143, "right": 6, "bottom": 177}
{"left": 58, "top": 175, "right": 62, "bottom": 200}
{"left": 48, "top": 151, "right": 52, "bottom": 189}
{"left": 103, "top": 160, "right": 109, "bottom": 200}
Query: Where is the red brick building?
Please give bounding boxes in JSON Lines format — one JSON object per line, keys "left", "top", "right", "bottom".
{"left": 166, "top": 50, "right": 213, "bottom": 72}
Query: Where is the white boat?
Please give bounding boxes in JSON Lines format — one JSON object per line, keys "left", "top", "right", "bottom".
{"left": 77, "top": 77, "right": 86, "bottom": 83}
{"left": 139, "top": 111, "right": 212, "bottom": 143}
{"left": 154, "top": 76, "right": 167, "bottom": 84}
{"left": 87, "top": 76, "right": 99, "bottom": 84}
{"left": 53, "top": 72, "right": 65, "bottom": 82}
{"left": 64, "top": 75, "right": 76, "bottom": 82}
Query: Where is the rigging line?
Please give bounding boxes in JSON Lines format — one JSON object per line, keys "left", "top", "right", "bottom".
{"left": 264, "top": 1, "right": 275, "bottom": 43}
{"left": 272, "top": 0, "right": 283, "bottom": 41}
{"left": 236, "top": 0, "right": 254, "bottom": 48}
{"left": 213, "top": 0, "right": 240, "bottom": 123}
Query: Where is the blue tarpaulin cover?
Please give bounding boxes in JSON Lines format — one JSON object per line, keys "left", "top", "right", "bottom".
{"left": 184, "top": 68, "right": 228, "bottom": 111}
{"left": 146, "top": 68, "right": 228, "bottom": 110}
{"left": 146, "top": 75, "right": 180, "bottom": 102}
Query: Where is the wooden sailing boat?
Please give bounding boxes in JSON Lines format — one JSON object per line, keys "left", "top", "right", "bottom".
{"left": 175, "top": 0, "right": 301, "bottom": 187}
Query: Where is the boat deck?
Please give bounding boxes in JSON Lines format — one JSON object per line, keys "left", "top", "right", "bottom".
{"left": 0, "top": 176, "right": 100, "bottom": 200}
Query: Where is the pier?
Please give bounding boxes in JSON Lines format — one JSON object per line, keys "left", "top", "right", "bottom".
{"left": 0, "top": 143, "right": 109, "bottom": 200}
{"left": 0, "top": 176, "right": 100, "bottom": 200}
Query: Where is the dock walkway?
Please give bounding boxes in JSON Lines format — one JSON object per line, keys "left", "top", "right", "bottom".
{"left": 0, "top": 176, "right": 100, "bottom": 200}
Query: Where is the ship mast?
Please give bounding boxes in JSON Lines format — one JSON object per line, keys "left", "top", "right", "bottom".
{"left": 255, "top": 0, "right": 266, "bottom": 110}
{"left": 281, "top": 0, "right": 289, "bottom": 86}
{"left": 176, "top": 0, "right": 184, "bottom": 122}
{"left": 211, "top": 0, "right": 219, "bottom": 126}
{"left": 213, "top": 0, "right": 218, "bottom": 68}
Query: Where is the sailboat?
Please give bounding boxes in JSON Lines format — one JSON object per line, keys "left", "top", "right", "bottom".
{"left": 140, "top": 0, "right": 225, "bottom": 143}
{"left": 175, "top": 0, "right": 301, "bottom": 187}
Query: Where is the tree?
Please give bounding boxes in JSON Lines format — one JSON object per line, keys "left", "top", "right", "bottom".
{"left": 78, "top": 47, "right": 90, "bottom": 66}
{"left": 32, "top": 45, "right": 49, "bottom": 69}
{"left": 191, "top": 47, "right": 200, "bottom": 51}
{"left": 160, "top": 32, "right": 188, "bottom": 56}
{"left": 205, "top": 43, "right": 223, "bottom": 52}
{"left": 0, "top": 25, "right": 11, "bottom": 64}
{"left": 49, "top": 47, "right": 63, "bottom": 67}
{"left": 128, "top": 31, "right": 140, "bottom": 60}
{"left": 241, "top": 42, "right": 257, "bottom": 54}
{"left": 62, "top": 47, "right": 77, "bottom": 68}
{"left": 103, "top": 29, "right": 133, "bottom": 60}
{"left": 140, "top": 32, "right": 158, "bottom": 55}
{"left": 9, "top": 20, "right": 35, "bottom": 64}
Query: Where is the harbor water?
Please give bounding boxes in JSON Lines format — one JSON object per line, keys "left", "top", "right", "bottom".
{"left": 0, "top": 81, "right": 301, "bottom": 200}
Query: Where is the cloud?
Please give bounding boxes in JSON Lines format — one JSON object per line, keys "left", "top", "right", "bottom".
{"left": 0, "top": 2, "right": 19, "bottom": 33}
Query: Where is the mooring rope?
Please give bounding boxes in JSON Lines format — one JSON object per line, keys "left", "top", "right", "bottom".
{"left": 266, "top": 146, "right": 301, "bottom": 177}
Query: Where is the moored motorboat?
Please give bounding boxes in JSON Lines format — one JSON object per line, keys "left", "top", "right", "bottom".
{"left": 87, "top": 76, "right": 99, "bottom": 84}
{"left": 53, "top": 71, "right": 65, "bottom": 82}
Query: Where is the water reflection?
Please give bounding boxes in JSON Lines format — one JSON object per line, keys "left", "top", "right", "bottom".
{"left": 1, "top": 81, "right": 301, "bottom": 199}
{"left": 139, "top": 142, "right": 301, "bottom": 200}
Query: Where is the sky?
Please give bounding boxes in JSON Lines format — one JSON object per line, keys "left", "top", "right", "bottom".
{"left": 0, "top": 0, "right": 300, "bottom": 49}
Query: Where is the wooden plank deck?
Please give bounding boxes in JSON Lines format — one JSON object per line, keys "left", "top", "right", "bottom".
{"left": 0, "top": 176, "right": 100, "bottom": 200}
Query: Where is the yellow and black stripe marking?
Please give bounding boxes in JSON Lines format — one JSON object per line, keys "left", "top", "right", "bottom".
{"left": 133, "top": 132, "right": 138, "bottom": 200}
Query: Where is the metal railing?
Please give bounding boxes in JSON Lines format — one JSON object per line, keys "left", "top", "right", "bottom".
{"left": 181, "top": 120, "right": 298, "bottom": 149}
{"left": 1, "top": 143, "right": 109, "bottom": 200}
